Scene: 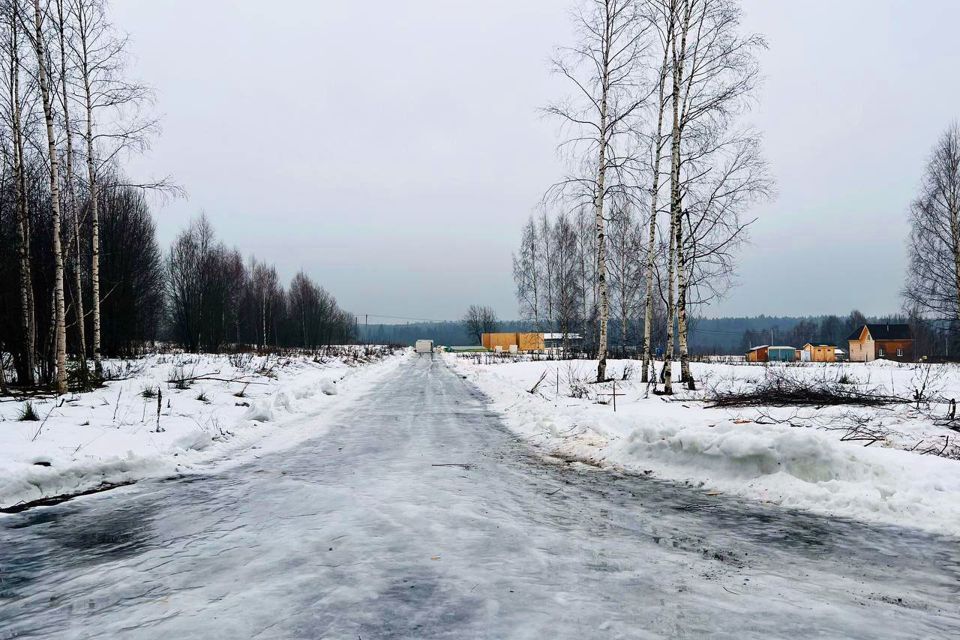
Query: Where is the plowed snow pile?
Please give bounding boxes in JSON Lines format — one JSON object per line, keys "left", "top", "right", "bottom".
{"left": 452, "top": 355, "right": 960, "bottom": 536}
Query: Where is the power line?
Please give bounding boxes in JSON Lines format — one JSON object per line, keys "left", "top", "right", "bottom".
{"left": 357, "top": 313, "right": 449, "bottom": 324}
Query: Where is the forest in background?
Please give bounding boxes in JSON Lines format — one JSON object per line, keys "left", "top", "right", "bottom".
{"left": 361, "top": 311, "right": 949, "bottom": 358}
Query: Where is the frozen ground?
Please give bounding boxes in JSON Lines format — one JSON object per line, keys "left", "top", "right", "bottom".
{"left": 451, "top": 355, "right": 960, "bottom": 536}
{"left": 0, "top": 348, "right": 401, "bottom": 512}
{"left": 1, "top": 355, "right": 958, "bottom": 638}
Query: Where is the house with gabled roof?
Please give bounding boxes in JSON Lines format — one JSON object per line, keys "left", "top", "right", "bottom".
{"left": 847, "top": 324, "right": 913, "bottom": 362}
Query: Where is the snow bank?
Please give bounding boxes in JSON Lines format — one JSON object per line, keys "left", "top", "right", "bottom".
{"left": 0, "top": 350, "right": 402, "bottom": 511}
{"left": 452, "top": 356, "right": 960, "bottom": 536}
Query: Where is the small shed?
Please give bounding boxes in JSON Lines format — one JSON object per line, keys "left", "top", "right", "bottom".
{"left": 543, "top": 332, "right": 582, "bottom": 350}
{"left": 767, "top": 346, "right": 797, "bottom": 362}
{"left": 802, "top": 343, "right": 837, "bottom": 363}
{"left": 746, "top": 345, "right": 769, "bottom": 362}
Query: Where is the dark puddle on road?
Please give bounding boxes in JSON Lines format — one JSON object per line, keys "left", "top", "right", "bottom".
{"left": 0, "top": 485, "right": 166, "bottom": 602}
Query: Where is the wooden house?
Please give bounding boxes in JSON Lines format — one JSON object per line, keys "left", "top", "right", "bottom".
{"left": 846, "top": 324, "right": 913, "bottom": 362}
{"left": 746, "top": 345, "right": 768, "bottom": 362}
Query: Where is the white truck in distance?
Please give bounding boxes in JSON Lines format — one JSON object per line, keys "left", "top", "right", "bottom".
{"left": 415, "top": 340, "right": 434, "bottom": 355}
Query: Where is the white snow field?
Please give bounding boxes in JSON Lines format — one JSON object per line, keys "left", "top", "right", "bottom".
{"left": 0, "top": 348, "right": 401, "bottom": 511}
{"left": 451, "top": 355, "right": 960, "bottom": 536}
{"left": 2, "top": 355, "right": 958, "bottom": 639}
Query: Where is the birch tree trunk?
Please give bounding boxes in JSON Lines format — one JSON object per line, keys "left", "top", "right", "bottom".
{"left": 261, "top": 297, "right": 267, "bottom": 349}
{"left": 9, "top": 7, "right": 36, "bottom": 386}
{"left": 953, "top": 203, "right": 960, "bottom": 323}
{"left": 663, "top": 218, "right": 676, "bottom": 394}
{"left": 663, "top": 1, "right": 689, "bottom": 395}
{"left": 56, "top": 0, "right": 88, "bottom": 384}
{"left": 676, "top": 210, "right": 694, "bottom": 389}
{"left": 673, "top": 1, "right": 693, "bottom": 391}
{"left": 641, "top": 202, "right": 657, "bottom": 383}
{"left": 76, "top": 4, "right": 102, "bottom": 377}
{"left": 641, "top": 18, "right": 672, "bottom": 385}
{"left": 31, "top": 0, "right": 69, "bottom": 395}
{"left": 594, "top": 7, "right": 613, "bottom": 384}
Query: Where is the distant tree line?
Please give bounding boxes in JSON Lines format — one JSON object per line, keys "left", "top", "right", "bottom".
{"left": 358, "top": 313, "right": 950, "bottom": 357}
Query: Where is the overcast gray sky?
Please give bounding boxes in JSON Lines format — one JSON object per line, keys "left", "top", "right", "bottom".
{"left": 113, "top": 0, "right": 960, "bottom": 322}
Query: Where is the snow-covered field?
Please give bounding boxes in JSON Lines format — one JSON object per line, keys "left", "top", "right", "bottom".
{"left": 450, "top": 354, "right": 960, "bottom": 536}
{"left": 0, "top": 348, "right": 402, "bottom": 511}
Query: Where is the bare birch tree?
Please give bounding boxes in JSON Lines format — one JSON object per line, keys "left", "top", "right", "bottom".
{"left": 546, "top": 0, "right": 651, "bottom": 382}
{"left": 552, "top": 211, "right": 584, "bottom": 351}
{"left": 904, "top": 123, "right": 960, "bottom": 323}
{"left": 27, "top": 0, "right": 68, "bottom": 394}
{"left": 647, "top": 0, "right": 766, "bottom": 392}
{"left": 70, "top": 0, "right": 155, "bottom": 377}
{"left": 640, "top": 0, "right": 673, "bottom": 384}
{"left": 574, "top": 205, "right": 597, "bottom": 348}
{"left": 675, "top": 0, "right": 765, "bottom": 390}
{"left": 538, "top": 210, "right": 556, "bottom": 328}
{"left": 607, "top": 201, "right": 643, "bottom": 348}
{"left": 512, "top": 215, "right": 541, "bottom": 327}
{"left": 53, "top": 0, "right": 87, "bottom": 383}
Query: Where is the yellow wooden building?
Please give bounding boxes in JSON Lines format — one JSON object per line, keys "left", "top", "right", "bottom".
{"left": 481, "top": 332, "right": 545, "bottom": 352}
{"left": 802, "top": 343, "right": 837, "bottom": 363}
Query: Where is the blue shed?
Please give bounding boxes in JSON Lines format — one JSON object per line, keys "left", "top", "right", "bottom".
{"left": 767, "top": 346, "right": 796, "bottom": 362}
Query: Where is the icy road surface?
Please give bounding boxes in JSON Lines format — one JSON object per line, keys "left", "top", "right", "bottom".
{"left": 1, "top": 357, "right": 959, "bottom": 639}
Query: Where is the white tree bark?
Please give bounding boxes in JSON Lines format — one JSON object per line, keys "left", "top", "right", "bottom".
{"left": 75, "top": 1, "right": 102, "bottom": 377}
{"left": 31, "top": 0, "right": 68, "bottom": 394}
{"left": 593, "top": 2, "right": 617, "bottom": 383}
{"left": 662, "top": 0, "right": 689, "bottom": 395}
{"left": 55, "top": 0, "right": 87, "bottom": 382}
{"left": 641, "top": 10, "right": 673, "bottom": 385}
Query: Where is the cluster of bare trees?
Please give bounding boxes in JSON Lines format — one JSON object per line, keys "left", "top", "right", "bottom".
{"left": 0, "top": 0, "right": 165, "bottom": 392}
{"left": 513, "top": 207, "right": 660, "bottom": 352}
{"left": 166, "top": 215, "right": 355, "bottom": 354}
{"left": 462, "top": 304, "right": 499, "bottom": 345}
{"left": 515, "top": 0, "right": 771, "bottom": 392}
{"left": 0, "top": 1, "right": 355, "bottom": 392}
{"left": 905, "top": 123, "right": 960, "bottom": 338}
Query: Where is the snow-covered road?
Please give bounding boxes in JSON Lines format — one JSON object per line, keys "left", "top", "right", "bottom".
{"left": 2, "top": 356, "right": 958, "bottom": 638}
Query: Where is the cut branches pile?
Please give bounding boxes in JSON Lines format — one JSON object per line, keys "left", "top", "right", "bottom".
{"left": 706, "top": 370, "right": 908, "bottom": 409}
